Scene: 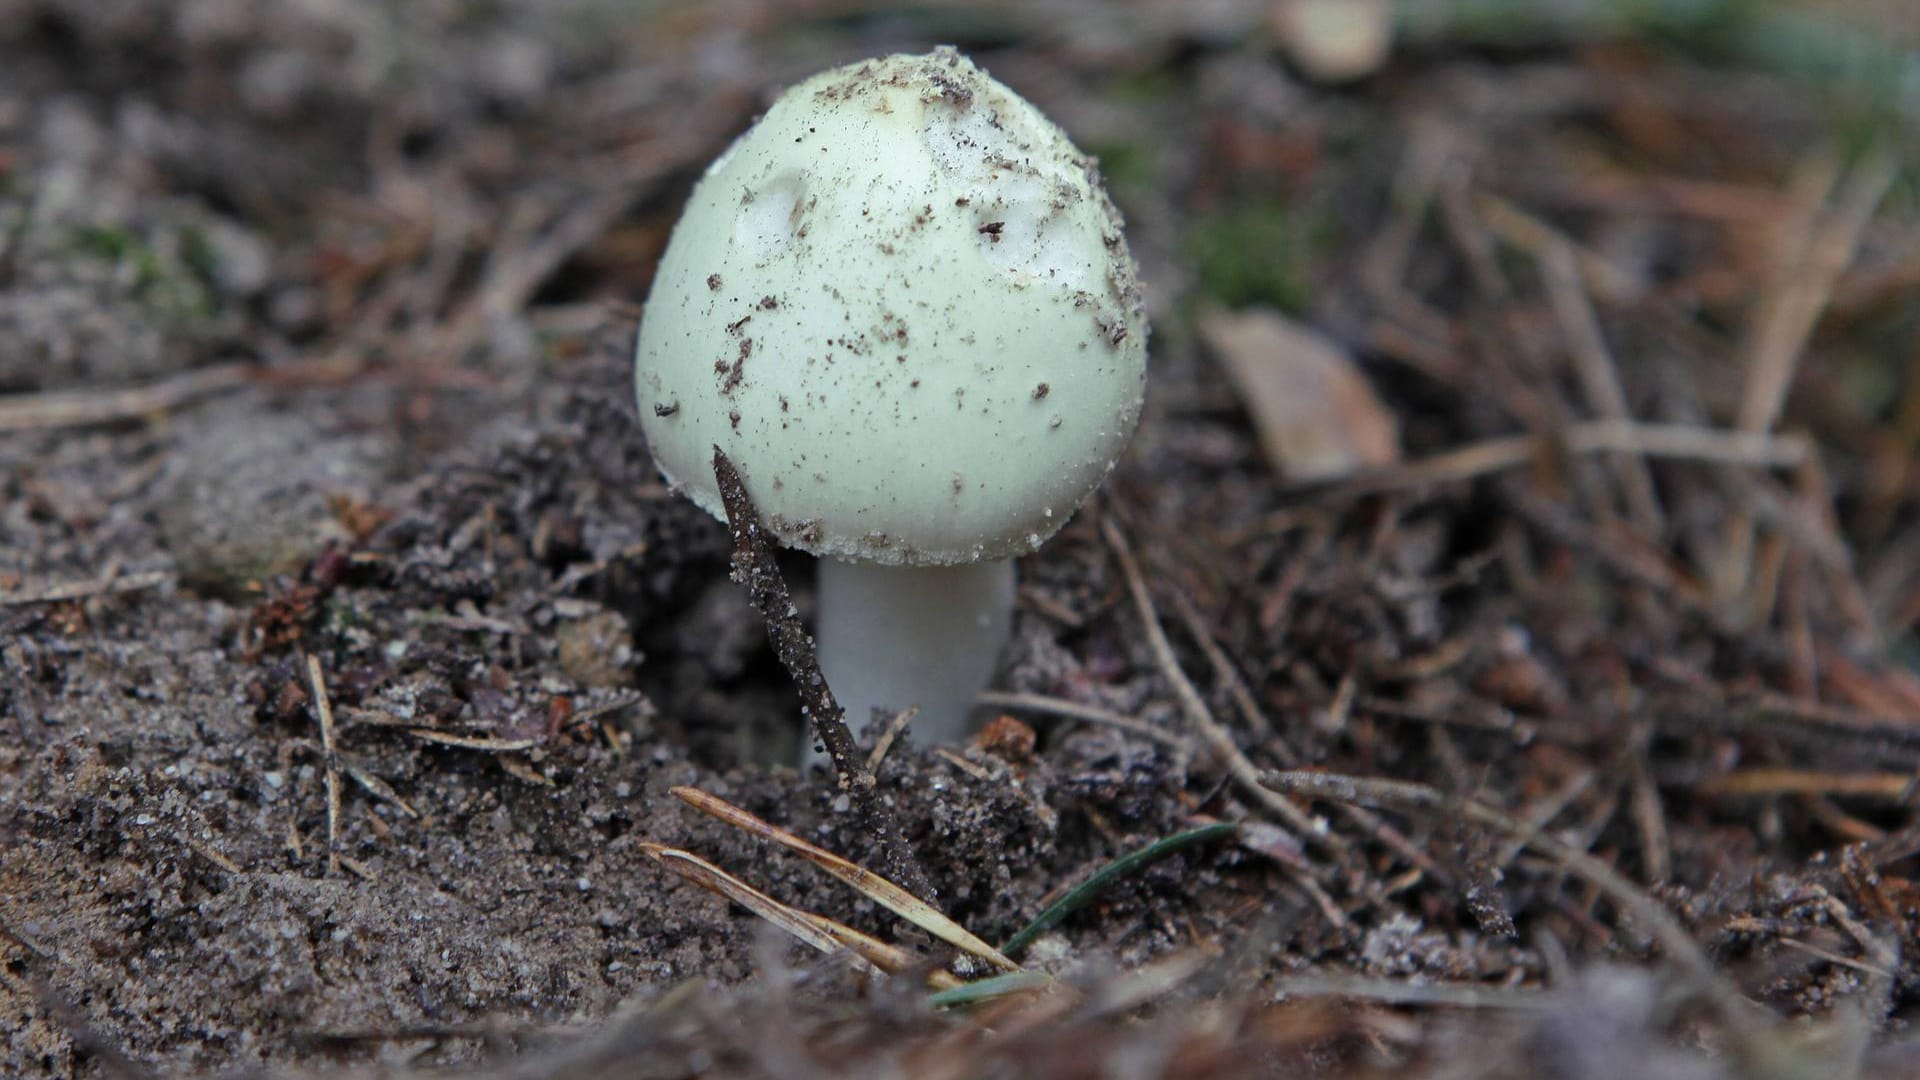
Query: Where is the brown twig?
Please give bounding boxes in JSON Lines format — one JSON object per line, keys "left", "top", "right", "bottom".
{"left": 183, "top": 836, "right": 244, "bottom": 876}
{"left": 0, "top": 363, "right": 253, "bottom": 432}
{"left": 405, "top": 730, "right": 539, "bottom": 752}
{"left": 1657, "top": 693, "right": 1920, "bottom": 758}
{"left": 342, "top": 762, "right": 420, "bottom": 819}
{"left": 1716, "top": 151, "right": 1898, "bottom": 606}
{"left": 304, "top": 654, "right": 344, "bottom": 877}
{"left": 0, "top": 569, "right": 171, "bottom": 607}
{"left": 975, "top": 691, "right": 1188, "bottom": 750}
{"left": 671, "top": 786, "right": 1016, "bottom": 971}
{"left": 1491, "top": 766, "right": 1596, "bottom": 870}
{"left": 1164, "top": 588, "right": 1276, "bottom": 744}
{"left": 1100, "top": 518, "right": 1334, "bottom": 862}
{"left": 1540, "top": 240, "right": 1666, "bottom": 535}
{"left": 1626, "top": 730, "right": 1672, "bottom": 886}
{"left": 711, "top": 447, "right": 935, "bottom": 902}
{"left": 1255, "top": 769, "right": 1731, "bottom": 1001}
{"left": 1271, "top": 972, "right": 1549, "bottom": 1010}
{"left": 866, "top": 706, "right": 921, "bottom": 771}
{"left": 433, "top": 112, "right": 739, "bottom": 362}
{"left": 1504, "top": 485, "right": 1709, "bottom": 609}
{"left": 1694, "top": 769, "right": 1920, "bottom": 800}
{"left": 1161, "top": 590, "right": 1458, "bottom": 880}
{"left": 1472, "top": 188, "right": 1728, "bottom": 360}
{"left": 1278, "top": 421, "right": 1806, "bottom": 503}
{"left": 1736, "top": 152, "right": 1895, "bottom": 436}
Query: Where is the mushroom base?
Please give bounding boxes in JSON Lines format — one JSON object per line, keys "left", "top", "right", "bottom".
{"left": 812, "top": 556, "right": 1015, "bottom": 760}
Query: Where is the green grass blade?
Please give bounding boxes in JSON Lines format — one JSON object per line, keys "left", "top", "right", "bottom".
{"left": 926, "top": 970, "right": 1054, "bottom": 1009}
{"left": 1000, "top": 822, "right": 1240, "bottom": 959}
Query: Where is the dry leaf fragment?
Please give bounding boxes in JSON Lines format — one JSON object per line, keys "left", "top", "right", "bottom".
{"left": 1198, "top": 305, "right": 1401, "bottom": 481}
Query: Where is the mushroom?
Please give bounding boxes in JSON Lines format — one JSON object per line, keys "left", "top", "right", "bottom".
{"left": 635, "top": 48, "right": 1147, "bottom": 755}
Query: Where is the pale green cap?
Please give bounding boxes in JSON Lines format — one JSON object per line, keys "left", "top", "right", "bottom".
{"left": 635, "top": 48, "right": 1147, "bottom": 566}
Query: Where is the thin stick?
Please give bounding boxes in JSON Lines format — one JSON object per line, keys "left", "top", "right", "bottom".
{"left": 1505, "top": 486, "right": 1712, "bottom": 612}
{"left": 1541, "top": 240, "right": 1665, "bottom": 534}
{"left": 0, "top": 569, "right": 171, "bottom": 607}
{"left": 1472, "top": 189, "right": 1731, "bottom": 367}
{"left": 1719, "top": 152, "right": 1899, "bottom": 604}
{"left": 1626, "top": 732, "right": 1672, "bottom": 886}
{"left": 1279, "top": 421, "right": 1806, "bottom": 502}
{"left": 1492, "top": 767, "right": 1596, "bottom": 869}
{"left": 304, "top": 654, "right": 343, "bottom": 877}
{"left": 976, "top": 691, "right": 1188, "bottom": 749}
{"left": 183, "top": 836, "right": 244, "bottom": 876}
{"left": 712, "top": 448, "right": 935, "bottom": 902}
{"left": 1774, "top": 936, "right": 1896, "bottom": 980}
{"left": 1737, "top": 152, "right": 1895, "bottom": 435}
{"left": 640, "top": 843, "right": 959, "bottom": 990}
{"left": 342, "top": 763, "right": 419, "bottom": 819}
{"left": 1271, "top": 972, "right": 1551, "bottom": 1010}
{"left": 1164, "top": 588, "right": 1276, "bottom": 744}
{"left": 1162, "top": 593, "right": 1387, "bottom": 865}
{"left": 1474, "top": 192, "right": 1644, "bottom": 305}
{"left": 0, "top": 363, "right": 252, "bottom": 432}
{"left": 405, "top": 730, "right": 539, "bottom": 752}
{"left": 866, "top": 706, "right": 921, "bottom": 771}
{"left": 1658, "top": 694, "right": 1920, "bottom": 756}
{"left": 672, "top": 786, "right": 1016, "bottom": 971}
{"left": 435, "top": 120, "right": 730, "bottom": 362}
{"left": 1695, "top": 769, "right": 1920, "bottom": 800}
{"left": 1256, "top": 769, "right": 1729, "bottom": 996}
{"left": 1100, "top": 519, "right": 1332, "bottom": 858}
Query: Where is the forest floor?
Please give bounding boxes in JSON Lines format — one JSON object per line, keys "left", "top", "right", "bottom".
{"left": 3, "top": 1, "right": 1920, "bottom": 1077}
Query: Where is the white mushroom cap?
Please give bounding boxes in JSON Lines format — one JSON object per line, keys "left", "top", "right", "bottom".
{"left": 635, "top": 48, "right": 1147, "bottom": 567}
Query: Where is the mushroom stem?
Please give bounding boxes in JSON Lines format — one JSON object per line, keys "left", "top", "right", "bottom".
{"left": 814, "top": 556, "right": 1015, "bottom": 755}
